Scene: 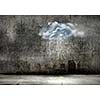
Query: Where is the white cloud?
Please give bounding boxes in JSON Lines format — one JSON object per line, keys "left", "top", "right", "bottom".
{"left": 39, "top": 21, "right": 85, "bottom": 40}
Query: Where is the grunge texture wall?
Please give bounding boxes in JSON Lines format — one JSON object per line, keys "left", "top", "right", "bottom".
{"left": 0, "top": 15, "right": 100, "bottom": 74}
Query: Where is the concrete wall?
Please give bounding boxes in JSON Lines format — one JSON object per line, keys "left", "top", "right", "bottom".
{"left": 0, "top": 15, "right": 100, "bottom": 74}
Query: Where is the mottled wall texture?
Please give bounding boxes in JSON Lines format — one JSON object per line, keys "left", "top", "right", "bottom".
{"left": 0, "top": 15, "right": 100, "bottom": 74}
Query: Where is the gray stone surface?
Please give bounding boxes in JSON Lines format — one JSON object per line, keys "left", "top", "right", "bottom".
{"left": 0, "top": 16, "right": 100, "bottom": 74}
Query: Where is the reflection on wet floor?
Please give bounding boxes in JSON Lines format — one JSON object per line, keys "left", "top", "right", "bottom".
{"left": 0, "top": 75, "right": 100, "bottom": 85}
